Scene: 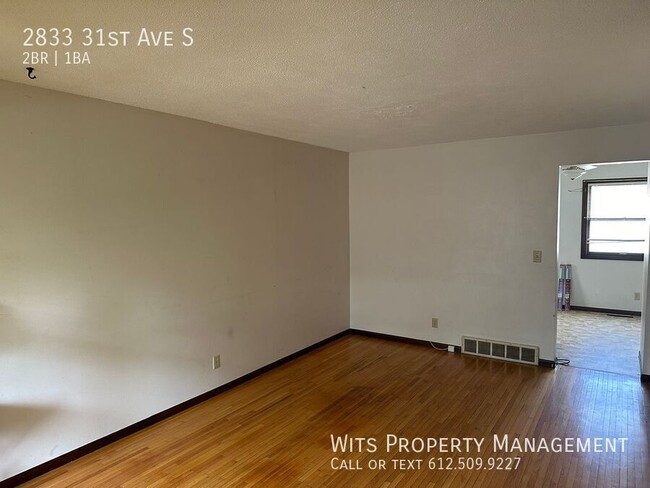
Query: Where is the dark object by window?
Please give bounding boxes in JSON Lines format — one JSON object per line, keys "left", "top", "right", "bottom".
{"left": 581, "top": 178, "right": 647, "bottom": 261}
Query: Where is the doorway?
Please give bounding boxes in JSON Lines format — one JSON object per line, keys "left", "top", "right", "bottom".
{"left": 556, "top": 161, "right": 647, "bottom": 376}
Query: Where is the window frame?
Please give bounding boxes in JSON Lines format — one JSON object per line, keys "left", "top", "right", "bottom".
{"left": 580, "top": 177, "right": 647, "bottom": 262}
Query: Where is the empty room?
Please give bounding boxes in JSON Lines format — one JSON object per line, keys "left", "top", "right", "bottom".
{"left": 1, "top": 1, "right": 649, "bottom": 487}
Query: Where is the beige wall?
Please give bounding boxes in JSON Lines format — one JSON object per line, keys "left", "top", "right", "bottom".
{"left": 350, "top": 123, "right": 650, "bottom": 362}
{"left": 0, "top": 80, "right": 349, "bottom": 479}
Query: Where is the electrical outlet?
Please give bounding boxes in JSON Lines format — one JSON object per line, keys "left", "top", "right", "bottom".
{"left": 447, "top": 345, "right": 455, "bottom": 352}
{"left": 431, "top": 318, "right": 438, "bottom": 328}
{"left": 634, "top": 292, "right": 641, "bottom": 301}
{"left": 532, "top": 250, "right": 542, "bottom": 263}
{"left": 212, "top": 355, "right": 221, "bottom": 369}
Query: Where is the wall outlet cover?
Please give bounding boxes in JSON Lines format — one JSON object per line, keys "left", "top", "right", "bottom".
{"left": 447, "top": 345, "right": 455, "bottom": 352}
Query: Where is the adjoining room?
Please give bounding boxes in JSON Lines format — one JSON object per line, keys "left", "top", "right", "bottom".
{"left": 556, "top": 162, "right": 647, "bottom": 376}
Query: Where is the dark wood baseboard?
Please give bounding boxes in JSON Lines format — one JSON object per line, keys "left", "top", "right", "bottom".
{"left": 569, "top": 305, "right": 641, "bottom": 317}
{"left": 350, "top": 328, "right": 460, "bottom": 352}
{"left": 350, "top": 328, "right": 555, "bottom": 368}
{"left": 0, "top": 329, "right": 351, "bottom": 488}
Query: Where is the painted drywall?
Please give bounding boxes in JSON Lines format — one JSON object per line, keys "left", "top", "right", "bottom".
{"left": 0, "top": 80, "right": 349, "bottom": 480}
{"left": 641, "top": 165, "right": 650, "bottom": 375}
{"left": 350, "top": 123, "right": 650, "bottom": 363}
{"left": 558, "top": 162, "right": 647, "bottom": 312}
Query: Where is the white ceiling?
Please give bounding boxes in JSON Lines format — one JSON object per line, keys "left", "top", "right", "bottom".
{"left": 1, "top": 1, "right": 649, "bottom": 152}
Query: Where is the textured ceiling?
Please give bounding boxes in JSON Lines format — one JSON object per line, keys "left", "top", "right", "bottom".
{"left": 1, "top": 0, "right": 649, "bottom": 152}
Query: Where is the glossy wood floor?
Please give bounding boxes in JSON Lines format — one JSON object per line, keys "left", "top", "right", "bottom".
{"left": 21, "top": 335, "right": 650, "bottom": 487}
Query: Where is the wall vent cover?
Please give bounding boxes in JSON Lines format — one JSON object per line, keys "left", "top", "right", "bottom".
{"left": 461, "top": 336, "right": 539, "bottom": 365}
{"left": 464, "top": 337, "right": 477, "bottom": 354}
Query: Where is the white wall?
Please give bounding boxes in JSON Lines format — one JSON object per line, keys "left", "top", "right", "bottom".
{"left": 350, "top": 123, "right": 650, "bottom": 363}
{"left": 0, "top": 80, "right": 349, "bottom": 480}
{"left": 641, "top": 164, "right": 650, "bottom": 375}
{"left": 558, "top": 162, "right": 647, "bottom": 312}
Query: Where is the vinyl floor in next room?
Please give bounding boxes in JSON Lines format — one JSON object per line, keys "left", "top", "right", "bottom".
{"left": 556, "top": 310, "right": 642, "bottom": 376}
{"left": 20, "top": 335, "right": 650, "bottom": 488}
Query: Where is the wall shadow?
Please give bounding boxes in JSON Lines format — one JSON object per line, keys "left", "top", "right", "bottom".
{"left": 0, "top": 304, "right": 31, "bottom": 351}
{"left": 0, "top": 403, "right": 60, "bottom": 480}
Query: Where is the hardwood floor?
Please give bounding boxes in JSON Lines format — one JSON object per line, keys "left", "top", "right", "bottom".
{"left": 20, "top": 335, "right": 650, "bottom": 487}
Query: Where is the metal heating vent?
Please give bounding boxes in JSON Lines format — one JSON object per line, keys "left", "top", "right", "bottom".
{"left": 462, "top": 336, "right": 539, "bottom": 365}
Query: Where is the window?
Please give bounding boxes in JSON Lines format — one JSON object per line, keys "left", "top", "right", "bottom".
{"left": 581, "top": 178, "right": 647, "bottom": 261}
